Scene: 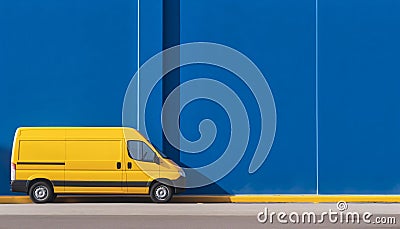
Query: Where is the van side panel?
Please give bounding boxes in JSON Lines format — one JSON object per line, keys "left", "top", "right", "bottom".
{"left": 16, "top": 140, "right": 65, "bottom": 193}
{"left": 64, "top": 140, "right": 124, "bottom": 194}
{"left": 19, "top": 140, "right": 65, "bottom": 162}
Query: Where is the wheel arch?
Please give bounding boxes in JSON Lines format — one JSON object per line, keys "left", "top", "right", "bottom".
{"left": 149, "top": 178, "right": 174, "bottom": 193}
{"left": 27, "top": 178, "right": 54, "bottom": 193}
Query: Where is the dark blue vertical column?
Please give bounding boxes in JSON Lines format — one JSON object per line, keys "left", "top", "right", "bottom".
{"left": 162, "top": 0, "right": 181, "bottom": 162}
{"left": 140, "top": 0, "right": 163, "bottom": 151}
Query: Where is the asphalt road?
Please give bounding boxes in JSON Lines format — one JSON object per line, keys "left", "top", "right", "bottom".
{"left": 0, "top": 203, "right": 398, "bottom": 229}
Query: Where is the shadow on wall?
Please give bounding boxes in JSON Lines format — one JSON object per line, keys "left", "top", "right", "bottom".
{"left": 183, "top": 183, "right": 230, "bottom": 195}
{"left": 0, "top": 147, "right": 11, "bottom": 195}
{"left": 177, "top": 161, "right": 229, "bottom": 195}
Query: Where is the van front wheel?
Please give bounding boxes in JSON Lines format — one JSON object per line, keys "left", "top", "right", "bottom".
{"left": 150, "top": 183, "right": 173, "bottom": 203}
{"left": 29, "top": 181, "right": 54, "bottom": 204}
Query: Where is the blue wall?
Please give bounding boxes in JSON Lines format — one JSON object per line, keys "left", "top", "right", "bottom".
{"left": 1, "top": 0, "right": 400, "bottom": 195}
{"left": 319, "top": 0, "right": 400, "bottom": 194}
{"left": 180, "top": 0, "right": 316, "bottom": 194}
{"left": 0, "top": 0, "right": 162, "bottom": 195}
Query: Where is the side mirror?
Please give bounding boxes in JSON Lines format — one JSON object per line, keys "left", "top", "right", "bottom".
{"left": 154, "top": 156, "right": 160, "bottom": 164}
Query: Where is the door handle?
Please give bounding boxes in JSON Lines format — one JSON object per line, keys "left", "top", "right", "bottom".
{"left": 127, "top": 162, "right": 132, "bottom": 169}
{"left": 116, "top": 162, "right": 121, "bottom": 169}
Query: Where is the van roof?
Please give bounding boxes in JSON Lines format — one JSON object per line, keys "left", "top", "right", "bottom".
{"left": 15, "top": 127, "right": 143, "bottom": 140}
{"left": 17, "top": 127, "right": 134, "bottom": 130}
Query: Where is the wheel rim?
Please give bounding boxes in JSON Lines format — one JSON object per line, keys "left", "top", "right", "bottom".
{"left": 33, "top": 185, "right": 48, "bottom": 201}
{"left": 154, "top": 185, "right": 169, "bottom": 201}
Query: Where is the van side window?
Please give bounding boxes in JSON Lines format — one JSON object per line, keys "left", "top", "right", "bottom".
{"left": 127, "top": 141, "right": 156, "bottom": 162}
{"left": 127, "top": 140, "right": 142, "bottom": 161}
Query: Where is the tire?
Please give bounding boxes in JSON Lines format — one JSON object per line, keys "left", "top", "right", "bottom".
{"left": 29, "top": 181, "right": 54, "bottom": 204}
{"left": 150, "top": 182, "right": 173, "bottom": 203}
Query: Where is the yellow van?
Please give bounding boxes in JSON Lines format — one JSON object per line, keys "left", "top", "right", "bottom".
{"left": 10, "top": 127, "right": 185, "bottom": 203}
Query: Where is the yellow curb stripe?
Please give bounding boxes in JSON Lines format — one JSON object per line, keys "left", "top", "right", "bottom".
{"left": 229, "top": 195, "right": 400, "bottom": 203}
{"left": 1, "top": 195, "right": 400, "bottom": 204}
{"left": 0, "top": 196, "right": 30, "bottom": 204}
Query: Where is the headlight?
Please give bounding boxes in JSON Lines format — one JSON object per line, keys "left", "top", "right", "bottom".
{"left": 178, "top": 169, "right": 186, "bottom": 177}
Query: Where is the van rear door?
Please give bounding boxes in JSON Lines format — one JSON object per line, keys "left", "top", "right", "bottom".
{"left": 17, "top": 140, "right": 65, "bottom": 193}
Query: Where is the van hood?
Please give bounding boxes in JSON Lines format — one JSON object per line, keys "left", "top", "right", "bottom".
{"left": 166, "top": 159, "right": 179, "bottom": 167}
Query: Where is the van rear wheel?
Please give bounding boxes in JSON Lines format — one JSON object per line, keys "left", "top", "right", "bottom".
{"left": 150, "top": 182, "right": 173, "bottom": 203}
{"left": 29, "top": 181, "right": 54, "bottom": 204}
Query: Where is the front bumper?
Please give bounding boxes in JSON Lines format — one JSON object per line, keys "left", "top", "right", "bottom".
{"left": 172, "top": 176, "right": 186, "bottom": 194}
